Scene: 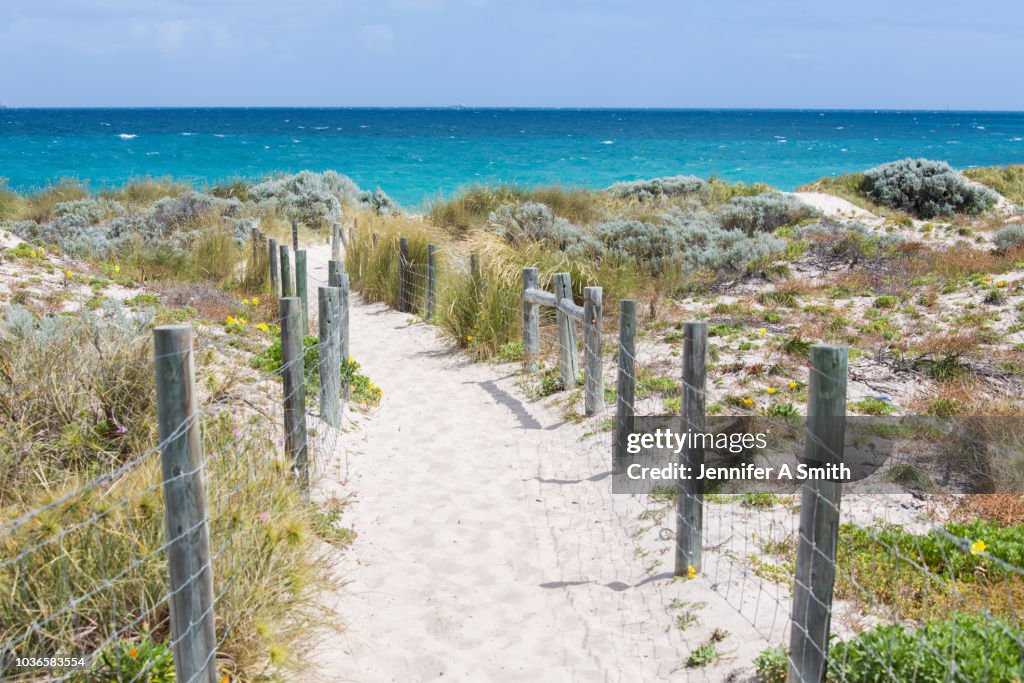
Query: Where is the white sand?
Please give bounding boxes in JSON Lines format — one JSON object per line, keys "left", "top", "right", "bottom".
{"left": 299, "top": 244, "right": 931, "bottom": 682}
{"left": 300, "top": 244, "right": 781, "bottom": 681}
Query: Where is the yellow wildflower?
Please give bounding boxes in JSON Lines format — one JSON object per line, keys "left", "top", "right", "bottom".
{"left": 687, "top": 565, "right": 697, "bottom": 580}
{"left": 467, "top": 335, "right": 473, "bottom": 341}
{"left": 226, "top": 316, "right": 237, "bottom": 325}
{"left": 970, "top": 540, "right": 987, "bottom": 556}
{"left": 743, "top": 397, "right": 754, "bottom": 406}
{"left": 220, "top": 676, "right": 230, "bottom": 683}
{"left": 238, "top": 317, "right": 247, "bottom": 324}
{"left": 758, "top": 327, "right": 767, "bottom": 335}
{"left": 766, "top": 387, "right": 777, "bottom": 395}
{"left": 114, "top": 264, "right": 121, "bottom": 273}
{"left": 252, "top": 297, "right": 260, "bottom": 305}
{"left": 65, "top": 270, "right": 73, "bottom": 277}
{"left": 788, "top": 381, "right": 798, "bottom": 390}
{"left": 127, "top": 648, "right": 139, "bottom": 660}
{"left": 256, "top": 322, "right": 270, "bottom": 333}
{"left": 997, "top": 280, "right": 1007, "bottom": 288}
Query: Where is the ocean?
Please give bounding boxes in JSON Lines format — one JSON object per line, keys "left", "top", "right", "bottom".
{"left": 3, "top": 108, "right": 1024, "bottom": 207}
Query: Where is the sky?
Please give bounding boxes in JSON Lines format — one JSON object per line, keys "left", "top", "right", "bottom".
{"left": 1, "top": 0, "right": 1022, "bottom": 109}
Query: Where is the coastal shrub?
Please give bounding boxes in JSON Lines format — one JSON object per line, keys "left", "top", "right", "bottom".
{"left": 580, "top": 211, "right": 785, "bottom": 275}
{"left": 250, "top": 171, "right": 346, "bottom": 228}
{"left": 828, "top": 613, "right": 1024, "bottom": 682}
{"left": 487, "top": 202, "right": 583, "bottom": 247}
{"left": 717, "top": 192, "right": 819, "bottom": 233}
{"left": 993, "top": 224, "right": 1024, "bottom": 252}
{"left": 250, "top": 170, "right": 394, "bottom": 227}
{"left": 797, "top": 220, "right": 903, "bottom": 267}
{"left": 863, "top": 158, "right": 998, "bottom": 218}
{"left": 607, "top": 175, "right": 708, "bottom": 201}
{"left": 676, "top": 215, "right": 786, "bottom": 273}
{"left": 53, "top": 197, "right": 124, "bottom": 225}
{"left": 588, "top": 219, "right": 680, "bottom": 271}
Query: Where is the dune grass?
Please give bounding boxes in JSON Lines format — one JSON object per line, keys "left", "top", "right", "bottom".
{"left": 427, "top": 184, "right": 606, "bottom": 237}
{"left": 0, "top": 304, "right": 334, "bottom": 679}
{"left": 963, "top": 164, "right": 1024, "bottom": 206}
{"left": 98, "top": 177, "right": 189, "bottom": 208}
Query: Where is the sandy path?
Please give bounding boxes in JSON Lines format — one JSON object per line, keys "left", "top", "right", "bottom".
{"left": 299, "top": 244, "right": 773, "bottom": 682}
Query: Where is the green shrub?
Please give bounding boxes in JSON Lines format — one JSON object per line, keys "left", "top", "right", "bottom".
{"left": 717, "top": 192, "right": 819, "bottom": 233}
{"left": 487, "top": 201, "right": 584, "bottom": 248}
{"left": 993, "top": 224, "right": 1024, "bottom": 252}
{"left": 829, "top": 613, "right": 1024, "bottom": 682}
{"left": 606, "top": 175, "right": 707, "bottom": 201}
{"left": 863, "top": 158, "right": 998, "bottom": 218}
{"left": 753, "top": 644, "right": 787, "bottom": 683}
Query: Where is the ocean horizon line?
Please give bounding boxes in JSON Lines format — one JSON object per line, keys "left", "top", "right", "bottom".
{"left": 5, "top": 105, "right": 1024, "bottom": 114}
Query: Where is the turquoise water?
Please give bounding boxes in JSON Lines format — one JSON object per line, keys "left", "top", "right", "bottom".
{"left": 4, "top": 108, "right": 1024, "bottom": 207}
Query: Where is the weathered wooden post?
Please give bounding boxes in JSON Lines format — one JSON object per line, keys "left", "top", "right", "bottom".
{"left": 554, "top": 272, "right": 579, "bottom": 388}
{"left": 153, "top": 325, "right": 218, "bottom": 683}
{"left": 426, "top": 244, "right": 438, "bottom": 321}
{"left": 280, "top": 297, "right": 309, "bottom": 493}
{"left": 318, "top": 286, "right": 343, "bottom": 428}
{"left": 788, "top": 345, "right": 848, "bottom": 683}
{"left": 331, "top": 222, "right": 342, "bottom": 261}
{"left": 329, "top": 263, "right": 351, "bottom": 367}
{"left": 269, "top": 238, "right": 279, "bottom": 297}
{"left": 522, "top": 268, "right": 540, "bottom": 371}
{"left": 250, "top": 225, "right": 259, "bottom": 267}
{"left": 583, "top": 286, "right": 604, "bottom": 415}
{"left": 291, "top": 219, "right": 299, "bottom": 251}
{"left": 295, "top": 250, "right": 309, "bottom": 333}
{"left": 675, "top": 321, "right": 707, "bottom": 576}
{"left": 470, "top": 252, "right": 480, "bottom": 282}
{"left": 613, "top": 300, "right": 637, "bottom": 468}
{"left": 398, "top": 236, "right": 411, "bottom": 313}
{"left": 279, "top": 245, "right": 292, "bottom": 298}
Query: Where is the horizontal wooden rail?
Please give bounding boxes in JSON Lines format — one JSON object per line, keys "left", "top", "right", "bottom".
{"left": 557, "top": 297, "right": 585, "bottom": 323}
{"left": 524, "top": 288, "right": 556, "bottom": 307}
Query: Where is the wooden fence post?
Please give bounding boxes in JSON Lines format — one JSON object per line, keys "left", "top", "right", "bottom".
{"left": 291, "top": 219, "right": 299, "bottom": 251}
{"left": 328, "top": 260, "right": 344, "bottom": 288}
{"left": 328, "top": 261, "right": 350, "bottom": 391}
{"left": 470, "top": 252, "right": 480, "bottom": 282}
{"left": 522, "top": 268, "right": 540, "bottom": 371}
{"left": 613, "top": 300, "right": 637, "bottom": 468}
{"left": 675, "top": 321, "right": 707, "bottom": 576}
{"left": 279, "top": 245, "right": 292, "bottom": 298}
{"left": 788, "top": 345, "right": 848, "bottom": 683}
{"left": 269, "top": 238, "right": 279, "bottom": 297}
{"left": 583, "top": 286, "right": 603, "bottom": 416}
{"left": 318, "top": 286, "right": 343, "bottom": 428}
{"left": 295, "top": 250, "right": 308, "bottom": 333}
{"left": 398, "top": 236, "right": 411, "bottom": 313}
{"left": 554, "top": 272, "right": 579, "bottom": 388}
{"left": 153, "top": 325, "right": 218, "bottom": 683}
{"left": 280, "top": 297, "right": 309, "bottom": 493}
{"left": 426, "top": 244, "right": 437, "bottom": 321}
{"left": 331, "top": 222, "right": 342, "bottom": 261}
{"left": 250, "top": 225, "right": 259, "bottom": 267}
